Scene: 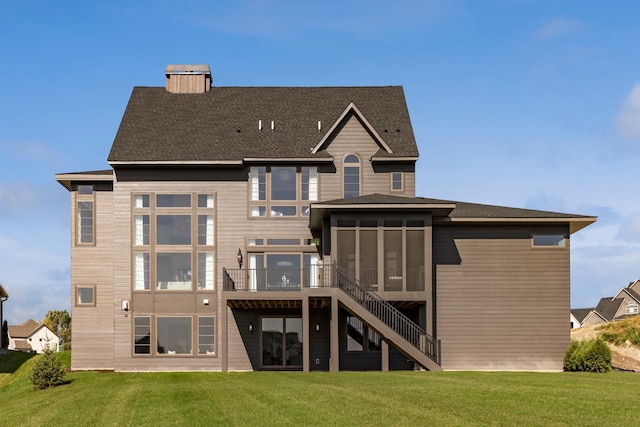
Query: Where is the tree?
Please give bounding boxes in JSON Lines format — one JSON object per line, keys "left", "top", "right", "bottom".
{"left": 42, "top": 310, "right": 71, "bottom": 345}
{"left": 1, "top": 319, "right": 8, "bottom": 349}
{"left": 29, "top": 346, "right": 66, "bottom": 390}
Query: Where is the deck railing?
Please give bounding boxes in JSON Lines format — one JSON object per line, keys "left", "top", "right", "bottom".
{"left": 333, "top": 265, "right": 440, "bottom": 363}
{"left": 223, "top": 264, "right": 440, "bottom": 363}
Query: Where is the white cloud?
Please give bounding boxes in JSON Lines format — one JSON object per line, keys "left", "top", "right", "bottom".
{"left": 0, "top": 182, "right": 38, "bottom": 216}
{"left": 535, "top": 18, "right": 583, "bottom": 40}
{"left": 617, "top": 212, "right": 640, "bottom": 242}
{"left": 615, "top": 82, "right": 640, "bottom": 140}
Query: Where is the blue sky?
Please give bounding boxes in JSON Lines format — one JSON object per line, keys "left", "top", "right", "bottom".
{"left": 1, "top": 0, "right": 639, "bottom": 323}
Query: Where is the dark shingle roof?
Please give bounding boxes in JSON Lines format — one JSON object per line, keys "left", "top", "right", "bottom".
{"left": 108, "top": 86, "right": 417, "bottom": 162}
{"left": 571, "top": 308, "right": 593, "bottom": 323}
{"left": 315, "top": 194, "right": 593, "bottom": 219}
{"left": 594, "top": 297, "right": 623, "bottom": 321}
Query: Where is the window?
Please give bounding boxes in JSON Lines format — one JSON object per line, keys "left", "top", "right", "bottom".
{"left": 346, "top": 316, "right": 380, "bottom": 352}
{"left": 343, "top": 154, "right": 360, "bottom": 198}
{"left": 76, "top": 185, "right": 95, "bottom": 245}
{"left": 134, "top": 253, "right": 150, "bottom": 290}
{"left": 532, "top": 235, "right": 565, "bottom": 247}
{"left": 133, "top": 215, "right": 149, "bottom": 245}
{"left": 157, "top": 253, "right": 191, "bottom": 290}
{"left": 249, "top": 166, "right": 318, "bottom": 217}
{"left": 198, "top": 317, "right": 215, "bottom": 355}
{"left": 391, "top": 172, "right": 403, "bottom": 191}
{"left": 132, "top": 193, "right": 216, "bottom": 292}
{"left": 197, "top": 253, "right": 214, "bottom": 290}
{"left": 626, "top": 301, "right": 639, "bottom": 315}
{"left": 157, "top": 194, "right": 191, "bottom": 208}
{"left": 247, "top": 252, "right": 319, "bottom": 291}
{"left": 157, "top": 317, "right": 192, "bottom": 355}
{"left": 336, "top": 218, "right": 426, "bottom": 292}
{"left": 134, "top": 317, "right": 151, "bottom": 354}
{"left": 157, "top": 215, "right": 191, "bottom": 245}
{"left": 76, "top": 285, "right": 95, "bottom": 306}
{"left": 261, "top": 317, "right": 302, "bottom": 367}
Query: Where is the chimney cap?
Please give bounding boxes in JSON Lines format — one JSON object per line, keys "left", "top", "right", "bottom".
{"left": 166, "top": 64, "right": 211, "bottom": 75}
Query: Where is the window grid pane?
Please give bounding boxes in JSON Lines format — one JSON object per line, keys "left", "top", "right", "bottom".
{"left": 77, "top": 201, "right": 93, "bottom": 243}
{"left": 134, "top": 317, "right": 151, "bottom": 354}
{"left": 198, "top": 317, "right": 215, "bottom": 354}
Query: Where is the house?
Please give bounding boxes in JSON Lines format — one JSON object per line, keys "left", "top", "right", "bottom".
{"left": 55, "top": 64, "right": 596, "bottom": 372}
{"left": 570, "top": 308, "right": 592, "bottom": 329}
{"left": 8, "top": 319, "right": 60, "bottom": 353}
{"left": 580, "top": 280, "right": 640, "bottom": 328}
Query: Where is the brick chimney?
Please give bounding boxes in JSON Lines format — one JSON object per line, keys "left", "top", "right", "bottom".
{"left": 165, "top": 64, "right": 211, "bottom": 93}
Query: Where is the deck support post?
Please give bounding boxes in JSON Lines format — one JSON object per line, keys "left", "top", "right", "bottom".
{"left": 303, "top": 297, "right": 310, "bottom": 372}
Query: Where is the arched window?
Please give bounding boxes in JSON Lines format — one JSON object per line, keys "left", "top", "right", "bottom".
{"left": 343, "top": 154, "right": 360, "bottom": 198}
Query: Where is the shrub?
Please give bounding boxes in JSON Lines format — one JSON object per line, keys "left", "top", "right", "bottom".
{"left": 564, "top": 338, "right": 611, "bottom": 372}
{"left": 29, "top": 346, "right": 66, "bottom": 390}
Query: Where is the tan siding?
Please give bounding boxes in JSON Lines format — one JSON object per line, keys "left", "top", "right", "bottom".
{"left": 434, "top": 225, "right": 571, "bottom": 371}
{"left": 71, "top": 190, "right": 115, "bottom": 370}
{"left": 322, "top": 116, "right": 396, "bottom": 200}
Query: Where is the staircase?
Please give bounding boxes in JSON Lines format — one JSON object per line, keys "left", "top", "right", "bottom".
{"left": 333, "top": 265, "right": 441, "bottom": 371}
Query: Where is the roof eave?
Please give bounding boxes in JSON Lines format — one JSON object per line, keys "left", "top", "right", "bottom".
{"left": 433, "top": 216, "right": 597, "bottom": 234}
{"left": 55, "top": 172, "right": 114, "bottom": 191}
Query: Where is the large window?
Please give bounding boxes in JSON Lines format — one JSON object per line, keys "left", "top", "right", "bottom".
{"left": 343, "top": 154, "right": 360, "bottom": 198}
{"left": 261, "top": 317, "right": 302, "bottom": 367}
{"left": 76, "top": 185, "right": 94, "bottom": 245}
{"left": 157, "top": 317, "right": 192, "bottom": 355}
{"left": 249, "top": 166, "right": 318, "bottom": 217}
{"left": 133, "top": 315, "right": 215, "bottom": 357}
{"left": 132, "top": 193, "right": 215, "bottom": 291}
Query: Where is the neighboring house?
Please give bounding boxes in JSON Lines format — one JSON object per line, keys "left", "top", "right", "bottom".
{"left": 578, "top": 279, "right": 640, "bottom": 328}
{"left": 8, "top": 319, "right": 60, "bottom": 353}
{"left": 570, "top": 308, "right": 592, "bottom": 329}
{"left": 55, "top": 65, "right": 596, "bottom": 372}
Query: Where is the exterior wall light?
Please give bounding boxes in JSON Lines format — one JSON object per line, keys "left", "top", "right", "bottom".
{"left": 237, "top": 248, "right": 243, "bottom": 268}
{"left": 248, "top": 323, "right": 253, "bottom": 333}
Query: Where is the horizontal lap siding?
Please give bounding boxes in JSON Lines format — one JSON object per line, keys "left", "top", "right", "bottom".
{"left": 434, "top": 225, "right": 570, "bottom": 371}
{"left": 71, "top": 191, "right": 115, "bottom": 370}
{"left": 322, "top": 116, "right": 410, "bottom": 200}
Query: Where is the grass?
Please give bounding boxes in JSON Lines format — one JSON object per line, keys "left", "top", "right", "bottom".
{"left": 597, "top": 315, "right": 640, "bottom": 346}
{"left": 1, "top": 351, "right": 639, "bottom": 426}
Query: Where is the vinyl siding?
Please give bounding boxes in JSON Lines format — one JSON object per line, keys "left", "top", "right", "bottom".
{"left": 434, "top": 225, "right": 570, "bottom": 371}
{"left": 70, "top": 190, "right": 115, "bottom": 370}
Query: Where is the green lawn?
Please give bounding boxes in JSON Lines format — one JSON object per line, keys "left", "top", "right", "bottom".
{"left": 1, "top": 351, "right": 638, "bottom": 426}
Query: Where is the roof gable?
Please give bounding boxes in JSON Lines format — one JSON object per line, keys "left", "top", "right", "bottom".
{"left": 311, "top": 102, "right": 392, "bottom": 154}
{"left": 8, "top": 319, "right": 41, "bottom": 338}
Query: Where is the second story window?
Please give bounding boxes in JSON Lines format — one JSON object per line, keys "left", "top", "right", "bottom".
{"left": 76, "top": 185, "right": 94, "bottom": 245}
{"left": 249, "top": 166, "right": 318, "bottom": 217}
{"left": 343, "top": 154, "right": 360, "bottom": 198}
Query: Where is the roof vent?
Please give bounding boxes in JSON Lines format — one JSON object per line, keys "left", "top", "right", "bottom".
{"left": 165, "top": 64, "right": 211, "bottom": 93}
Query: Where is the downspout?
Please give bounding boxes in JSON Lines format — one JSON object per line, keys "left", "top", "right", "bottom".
{"left": 0, "top": 284, "right": 8, "bottom": 343}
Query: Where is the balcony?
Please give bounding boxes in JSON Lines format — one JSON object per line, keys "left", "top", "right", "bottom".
{"left": 223, "top": 266, "right": 425, "bottom": 292}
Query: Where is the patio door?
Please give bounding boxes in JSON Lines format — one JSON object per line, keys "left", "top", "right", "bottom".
{"left": 261, "top": 317, "right": 303, "bottom": 368}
